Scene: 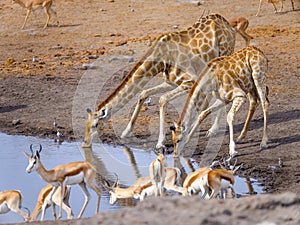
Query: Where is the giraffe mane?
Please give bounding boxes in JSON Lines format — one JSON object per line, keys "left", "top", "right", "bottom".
{"left": 95, "top": 35, "right": 166, "bottom": 112}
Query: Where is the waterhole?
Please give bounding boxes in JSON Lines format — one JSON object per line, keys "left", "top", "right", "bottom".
{"left": 0, "top": 133, "right": 263, "bottom": 223}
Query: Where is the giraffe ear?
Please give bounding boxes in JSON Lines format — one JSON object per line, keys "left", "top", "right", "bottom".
{"left": 170, "top": 122, "right": 179, "bottom": 131}
{"left": 99, "top": 108, "right": 108, "bottom": 118}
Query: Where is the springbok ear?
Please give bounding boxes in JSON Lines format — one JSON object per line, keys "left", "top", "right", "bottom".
{"left": 233, "top": 164, "right": 243, "bottom": 174}
{"left": 101, "top": 178, "right": 111, "bottom": 191}
{"left": 36, "top": 150, "right": 40, "bottom": 159}
{"left": 38, "top": 144, "right": 42, "bottom": 153}
{"left": 24, "top": 152, "right": 31, "bottom": 158}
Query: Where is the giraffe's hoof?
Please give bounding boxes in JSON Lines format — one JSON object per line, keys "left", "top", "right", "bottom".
{"left": 236, "top": 137, "right": 244, "bottom": 144}
{"left": 228, "top": 151, "right": 238, "bottom": 161}
{"left": 205, "top": 130, "right": 217, "bottom": 138}
{"left": 260, "top": 143, "right": 268, "bottom": 151}
{"left": 82, "top": 141, "right": 92, "bottom": 148}
{"left": 173, "top": 154, "right": 179, "bottom": 158}
{"left": 121, "top": 130, "right": 134, "bottom": 139}
{"left": 155, "top": 143, "right": 166, "bottom": 150}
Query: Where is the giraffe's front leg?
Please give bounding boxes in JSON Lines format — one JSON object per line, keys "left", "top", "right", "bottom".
{"left": 206, "top": 108, "right": 222, "bottom": 138}
{"left": 121, "top": 82, "right": 173, "bottom": 139}
{"left": 156, "top": 86, "right": 187, "bottom": 150}
{"left": 227, "top": 96, "right": 246, "bottom": 157}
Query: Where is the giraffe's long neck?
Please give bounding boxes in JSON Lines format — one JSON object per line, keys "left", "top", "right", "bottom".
{"left": 96, "top": 42, "right": 165, "bottom": 115}
{"left": 177, "top": 67, "right": 213, "bottom": 129}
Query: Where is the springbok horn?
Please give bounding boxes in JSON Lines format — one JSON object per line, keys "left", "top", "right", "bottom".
{"left": 112, "top": 173, "right": 119, "bottom": 188}
{"left": 223, "top": 157, "right": 229, "bottom": 169}
{"left": 233, "top": 163, "right": 243, "bottom": 174}
{"left": 233, "top": 158, "right": 238, "bottom": 169}
{"left": 218, "top": 160, "right": 226, "bottom": 170}
{"left": 101, "top": 177, "right": 112, "bottom": 191}
{"left": 29, "top": 144, "right": 34, "bottom": 157}
{"left": 38, "top": 144, "right": 42, "bottom": 153}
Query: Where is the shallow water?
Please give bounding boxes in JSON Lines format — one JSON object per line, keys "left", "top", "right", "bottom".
{"left": 0, "top": 133, "right": 263, "bottom": 223}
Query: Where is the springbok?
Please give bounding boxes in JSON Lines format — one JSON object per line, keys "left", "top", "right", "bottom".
{"left": 182, "top": 167, "right": 212, "bottom": 196}
{"left": 256, "top": 0, "right": 295, "bottom": 16}
{"left": 105, "top": 168, "right": 183, "bottom": 204}
{"left": 105, "top": 176, "right": 152, "bottom": 205}
{"left": 149, "top": 153, "right": 166, "bottom": 197}
{"left": 200, "top": 159, "right": 242, "bottom": 199}
{"left": 24, "top": 144, "right": 102, "bottom": 219}
{"left": 0, "top": 190, "right": 30, "bottom": 221}
{"left": 12, "top": 0, "right": 58, "bottom": 29}
{"left": 134, "top": 167, "right": 184, "bottom": 200}
{"left": 30, "top": 184, "right": 73, "bottom": 221}
{"left": 229, "top": 17, "right": 253, "bottom": 46}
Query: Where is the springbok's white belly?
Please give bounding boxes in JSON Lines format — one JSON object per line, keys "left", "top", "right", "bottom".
{"left": 65, "top": 172, "right": 84, "bottom": 185}
{"left": 0, "top": 202, "right": 10, "bottom": 214}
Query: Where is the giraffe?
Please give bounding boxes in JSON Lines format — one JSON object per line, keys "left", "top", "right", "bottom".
{"left": 170, "top": 46, "right": 269, "bottom": 158}
{"left": 83, "top": 14, "right": 236, "bottom": 149}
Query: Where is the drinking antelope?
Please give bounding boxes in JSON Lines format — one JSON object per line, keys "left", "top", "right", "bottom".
{"left": 12, "top": 0, "right": 58, "bottom": 29}
{"left": 24, "top": 144, "right": 102, "bottom": 219}
{"left": 0, "top": 190, "right": 30, "bottom": 221}
{"left": 104, "top": 167, "right": 183, "bottom": 204}
{"left": 30, "top": 184, "right": 73, "bottom": 221}
{"left": 134, "top": 167, "right": 184, "bottom": 201}
{"left": 104, "top": 176, "right": 152, "bottom": 205}
{"left": 182, "top": 167, "right": 212, "bottom": 197}
{"left": 200, "top": 159, "right": 242, "bottom": 199}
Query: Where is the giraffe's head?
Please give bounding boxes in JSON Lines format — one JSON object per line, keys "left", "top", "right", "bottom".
{"left": 83, "top": 108, "right": 108, "bottom": 147}
{"left": 170, "top": 122, "right": 187, "bottom": 158}
{"left": 86, "top": 108, "right": 108, "bottom": 128}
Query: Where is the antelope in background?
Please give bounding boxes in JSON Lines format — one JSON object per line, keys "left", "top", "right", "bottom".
{"left": 30, "top": 184, "right": 73, "bottom": 221}
{"left": 0, "top": 190, "right": 30, "bottom": 221}
{"left": 12, "top": 0, "right": 58, "bottom": 29}
{"left": 256, "top": 0, "right": 295, "bottom": 16}
{"left": 24, "top": 144, "right": 102, "bottom": 219}
{"left": 229, "top": 17, "right": 254, "bottom": 46}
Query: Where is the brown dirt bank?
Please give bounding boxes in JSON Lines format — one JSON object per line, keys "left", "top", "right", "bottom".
{"left": 6, "top": 192, "right": 300, "bottom": 225}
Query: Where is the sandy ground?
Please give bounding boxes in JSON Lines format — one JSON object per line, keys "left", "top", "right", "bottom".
{"left": 0, "top": 0, "right": 300, "bottom": 224}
